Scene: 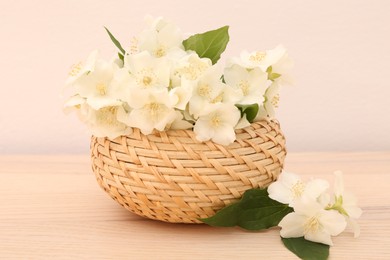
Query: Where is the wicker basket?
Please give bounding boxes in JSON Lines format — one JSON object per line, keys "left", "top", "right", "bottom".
{"left": 90, "top": 119, "right": 286, "bottom": 223}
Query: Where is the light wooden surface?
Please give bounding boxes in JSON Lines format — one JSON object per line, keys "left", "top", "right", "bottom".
{"left": 1, "top": 152, "right": 389, "bottom": 259}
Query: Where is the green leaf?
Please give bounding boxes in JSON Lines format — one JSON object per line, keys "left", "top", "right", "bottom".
{"left": 267, "top": 66, "right": 281, "bottom": 81}
{"left": 183, "top": 26, "right": 229, "bottom": 64}
{"left": 236, "top": 104, "right": 259, "bottom": 123}
{"left": 201, "top": 189, "right": 293, "bottom": 230}
{"left": 220, "top": 74, "right": 226, "bottom": 83}
{"left": 118, "top": 52, "right": 124, "bottom": 62}
{"left": 104, "top": 27, "right": 126, "bottom": 55}
{"left": 282, "top": 237, "right": 329, "bottom": 260}
{"left": 269, "top": 73, "right": 281, "bottom": 81}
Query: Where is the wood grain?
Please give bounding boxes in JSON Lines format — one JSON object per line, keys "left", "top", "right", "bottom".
{"left": 1, "top": 153, "right": 389, "bottom": 259}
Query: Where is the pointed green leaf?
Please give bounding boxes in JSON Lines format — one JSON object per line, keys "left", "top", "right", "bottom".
{"left": 201, "top": 189, "right": 293, "bottom": 230}
{"left": 118, "top": 52, "right": 124, "bottom": 62}
{"left": 267, "top": 66, "right": 281, "bottom": 81}
{"left": 220, "top": 74, "right": 226, "bottom": 83}
{"left": 104, "top": 27, "right": 126, "bottom": 55}
{"left": 269, "top": 73, "right": 281, "bottom": 81}
{"left": 183, "top": 26, "right": 229, "bottom": 64}
{"left": 282, "top": 237, "right": 329, "bottom": 260}
{"left": 201, "top": 203, "right": 241, "bottom": 227}
{"left": 236, "top": 103, "right": 259, "bottom": 123}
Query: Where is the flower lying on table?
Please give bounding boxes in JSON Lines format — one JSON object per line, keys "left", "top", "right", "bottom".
{"left": 63, "top": 15, "right": 293, "bottom": 145}
{"left": 202, "top": 171, "right": 362, "bottom": 259}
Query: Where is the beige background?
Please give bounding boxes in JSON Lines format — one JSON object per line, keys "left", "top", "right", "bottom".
{"left": 0, "top": 0, "right": 389, "bottom": 154}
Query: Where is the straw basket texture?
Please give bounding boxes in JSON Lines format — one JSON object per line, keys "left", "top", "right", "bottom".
{"left": 90, "top": 119, "right": 286, "bottom": 223}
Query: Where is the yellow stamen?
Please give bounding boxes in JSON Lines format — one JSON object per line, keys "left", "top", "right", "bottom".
{"left": 154, "top": 46, "right": 166, "bottom": 57}
{"left": 146, "top": 103, "right": 162, "bottom": 118}
{"left": 96, "top": 83, "right": 107, "bottom": 95}
{"left": 249, "top": 51, "right": 266, "bottom": 63}
{"left": 69, "top": 62, "right": 83, "bottom": 76}
{"left": 143, "top": 76, "right": 152, "bottom": 86}
{"left": 210, "top": 114, "right": 221, "bottom": 127}
{"left": 271, "top": 94, "right": 280, "bottom": 108}
{"left": 211, "top": 92, "right": 224, "bottom": 103}
{"left": 137, "top": 69, "right": 156, "bottom": 88}
{"left": 291, "top": 181, "right": 305, "bottom": 199}
{"left": 239, "top": 80, "right": 250, "bottom": 96}
{"left": 129, "top": 37, "right": 139, "bottom": 54}
{"left": 176, "top": 58, "right": 209, "bottom": 80}
{"left": 304, "top": 216, "right": 321, "bottom": 234}
{"left": 97, "top": 107, "right": 118, "bottom": 125}
{"left": 197, "top": 84, "right": 211, "bottom": 98}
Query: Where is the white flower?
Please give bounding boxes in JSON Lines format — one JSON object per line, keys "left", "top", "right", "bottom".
{"left": 193, "top": 103, "right": 241, "bottom": 145}
{"left": 268, "top": 49, "right": 294, "bottom": 85}
{"left": 86, "top": 105, "right": 132, "bottom": 139}
{"left": 224, "top": 64, "right": 271, "bottom": 105}
{"left": 328, "top": 171, "right": 363, "bottom": 238}
{"left": 171, "top": 52, "right": 212, "bottom": 87}
{"left": 254, "top": 82, "right": 280, "bottom": 121}
{"left": 279, "top": 201, "right": 347, "bottom": 246}
{"left": 185, "top": 66, "right": 228, "bottom": 118}
{"left": 333, "top": 171, "right": 362, "bottom": 219}
{"left": 268, "top": 171, "right": 329, "bottom": 206}
{"left": 122, "top": 89, "right": 178, "bottom": 135}
{"left": 264, "top": 82, "right": 281, "bottom": 117}
{"left": 169, "top": 84, "right": 193, "bottom": 110}
{"left": 63, "top": 95, "right": 90, "bottom": 123}
{"left": 227, "top": 45, "right": 293, "bottom": 85}
{"left": 63, "top": 94, "right": 86, "bottom": 114}
{"left": 124, "top": 51, "right": 171, "bottom": 89}
{"left": 68, "top": 53, "right": 127, "bottom": 110}
{"left": 65, "top": 50, "right": 99, "bottom": 86}
{"left": 136, "top": 16, "right": 184, "bottom": 58}
{"left": 122, "top": 51, "right": 171, "bottom": 107}
{"left": 229, "top": 45, "right": 285, "bottom": 70}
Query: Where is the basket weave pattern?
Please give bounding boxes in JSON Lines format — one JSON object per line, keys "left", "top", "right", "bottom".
{"left": 90, "top": 120, "right": 286, "bottom": 223}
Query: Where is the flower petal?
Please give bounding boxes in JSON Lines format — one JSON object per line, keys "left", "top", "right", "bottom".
{"left": 305, "top": 230, "right": 334, "bottom": 246}
{"left": 293, "top": 201, "right": 323, "bottom": 217}
{"left": 347, "top": 218, "right": 361, "bottom": 238}
{"left": 86, "top": 96, "right": 122, "bottom": 110}
{"left": 334, "top": 170, "right": 345, "bottom": 197}
{"left": 235, "top": 115, "right": 251, "bottom": 129}
{"left": 267, "top": 181, "right": 293, "bottom": 205}
{"left": 211, "top": 124, "right": 236, "bottom": 146}
{"left": 193, "top": 119, "right": 215, "bottom": 142}
{"left": 279, "top": 213, "right": 306, "bottom": 238}
{"left": 278, "top": 171, "right": 301, "bottom": 187}
{"left": 344, "top": 205, "right": 363, "bottom": 219}
{"left": 320, "top": 210, "right": 347, "bottom": 236}
{"left": 303, "top": 179, "right": 329, "bottom": 202}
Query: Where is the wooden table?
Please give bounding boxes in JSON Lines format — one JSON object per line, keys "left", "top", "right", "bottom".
{"left": 1, "top": 153, "right": 389, "bottom": 259}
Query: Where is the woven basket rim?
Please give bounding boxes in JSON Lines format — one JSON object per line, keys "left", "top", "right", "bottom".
{"left": 91, "top": 118, "right": 280, "bottom": 144}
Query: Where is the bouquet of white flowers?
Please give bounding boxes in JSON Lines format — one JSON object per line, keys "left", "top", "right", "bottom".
{"left": 64, "top": 16, "right": 293, "bottom": 145}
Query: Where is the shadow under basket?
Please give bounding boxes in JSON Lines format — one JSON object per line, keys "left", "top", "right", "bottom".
{"left": 90, "top": 120, "right": 287, "bottom": 223}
